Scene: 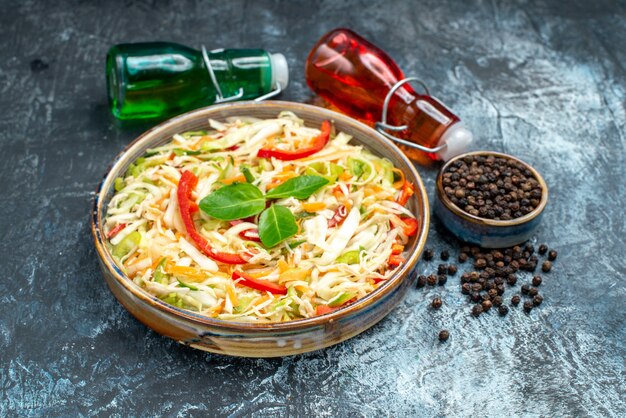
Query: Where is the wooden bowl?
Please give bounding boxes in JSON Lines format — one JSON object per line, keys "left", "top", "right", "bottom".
{"left": 92, "top": 101, "right": 429, "bottom": 357}
{"left": 434, "top": 151, "right": 548, "bottom": 248}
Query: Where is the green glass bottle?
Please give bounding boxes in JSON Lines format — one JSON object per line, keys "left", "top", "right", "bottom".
{"left": 106, "top": 42, "right": 289, "bottom": 121}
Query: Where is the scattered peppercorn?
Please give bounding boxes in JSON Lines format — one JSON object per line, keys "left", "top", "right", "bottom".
{"left": 528, "top": 287, "right": 539, "bottom": 297}
{"left": 423, "top": 248, "right": 434, "bottom": 261}
{"left": 427, "top": 274, "right": 437, "bottom": 286}
{"left": 416, "top": 275, "right": 427, "bottom": 288}
{"left": 458, "top": 253, "right": 468, "bottom": 263}
{"left": 542, "top": 261, "right": 552, "bottom": 272}
{"left": 447, "top": 264, "right": 458, "bottom": 275}
{"left": 511, "top": 295, "right": 521, "bottom": 306}
{"left": 437, "top": 264, "right": 447, "bottom": 275}
{"left": 498, "top": 305, "right": 509, "bottom": 316}
{"left": 532, "top": 276, "right": 542, "bottom": 286}
{"left": 523, "top": 301, "right": 533, "bottom": 313}
{"left": 533, "top": 295, "right": 544, "bottom": 306}
{"left": 521, "top": 284, "right": 530, "bottom": 294}
{"left": 538, "top": 244, "right": 548, "bottom": 255}
{"left": 507, "top": 274, "right": 518, "bottom": 286}
{"left": 440, "top": 250, "right": 450, "bottom": 261}
{"left": 439, "top": 330, "right": 450, "bottom": 341}
{"left": 482, "top": 299, "right": 493, "bottom": 311}
{"left": 472, "top": 304, "right": 483, "bottom": 316}
{"left": 461, "top": 283, "right": 471, "bottom": 294}
{"left": 438, "top": 275, "right": 448, "bottom": 286}
{"left": 548, "top": 250, "right": 557, "bottom": 261}
{"left": 432, "top": 297, "right": 443, "bottom": 309}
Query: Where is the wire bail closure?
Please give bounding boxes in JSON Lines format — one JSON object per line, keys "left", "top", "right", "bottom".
{"left": 202, "top": 46, "right": 282, "bottom": 104}
{"left": 375, "top": 77, "right": 447, "bottom": 153}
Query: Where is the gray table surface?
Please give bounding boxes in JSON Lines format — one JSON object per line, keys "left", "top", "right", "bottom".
{"left": 1, "top": 0, "right": 625, "bottom": 416}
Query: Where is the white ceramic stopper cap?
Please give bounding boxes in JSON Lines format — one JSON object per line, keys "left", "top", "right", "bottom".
{"left": 437, "top": 122, "right": 473, "bottom": 161}
{"left": 270, "top": 53, "right": 289, "bottom": 89}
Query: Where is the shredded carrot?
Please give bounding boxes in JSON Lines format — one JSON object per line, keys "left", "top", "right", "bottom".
{"left": 391, "top": 244, "right": 404, "bottom": 255}
{"left": 277, "top": 259, "right": 289, "bottom": 273}
{"left": 254, "top": 295, "right": 271, "bottom": 307}
{"left": 273, "top": 171, "right": 298, "bottom": 182}
{"left": 208, "top": 300, "right": 224, "bottom": 317}
{"left": 339, "top": 171, "right": 352, "bottom": 181}
{"left": 226, "top": 286, "right": 239, "bottom": 306}
{"left": 220, "top": 174, "right": 246, "bottom": 185}
{"left": 166, "top": 263, "right": 208, "bottom": 281}
{"left": 279, "top": 268, "right": 310, "bottom": 284}
{"left": 363, "top": 185, "right": 383, "bottom": 198}
{"left": 301, "top": 202, "right": 326, "bottom": 212}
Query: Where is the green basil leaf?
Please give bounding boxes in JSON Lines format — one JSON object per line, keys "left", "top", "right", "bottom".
{"left": 199, "top": 183, "right": 265, "bottom": 221}
{"left": 265, "top": 175, "right": 329, "bottom": 200}
{"left": 258, "top": 205, "right": 298, "bottom": 248}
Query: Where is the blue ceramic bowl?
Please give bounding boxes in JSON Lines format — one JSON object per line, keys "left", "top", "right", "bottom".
{"left": 434, "top": 151, "right": 548, "bottom": 248}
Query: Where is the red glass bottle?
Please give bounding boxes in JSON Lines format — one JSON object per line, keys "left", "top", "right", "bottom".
{"left": 305, "top": 28, "right": 472, "bottom": 164}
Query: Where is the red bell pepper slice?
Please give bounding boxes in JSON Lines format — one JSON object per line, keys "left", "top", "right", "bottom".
{"left": 396, "top": 181, "right": 414, "bottom": 206}
{"left": 229, "top": 220, "right": 261, "bottom": 242}
{"left": 327, "top": 204, "right": 347, "bottom": 228}
{"left": 106, "top": 223, "right": 127, "bottom": 240}
{"left": 232, "top": 271, "right": 287, "bottom": 295}
{"left": 387, "top": 254, "right": 405, "bottom": 268}
{"left": 315, "top": 305, "right": 338, "bottom": 316}
{"left": 257, "top": 120, "right": 331, "bottom": 161}
{"left": 400, "top": 217, "right": 418, "bottom": 237}
{"left": 177, "top": 171, "right": 250, "bottom": 264}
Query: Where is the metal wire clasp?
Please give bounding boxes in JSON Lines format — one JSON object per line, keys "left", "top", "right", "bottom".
{"left": 202, "top": 46, "right": 282, "bottom": 104}
{"left": 375, "top": 77, "right": 447, "bottom": 153}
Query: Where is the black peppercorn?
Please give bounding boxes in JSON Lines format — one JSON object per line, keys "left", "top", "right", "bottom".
{"left": 528, "top": 287, "right": 539, "bottom": 297}
{"left": 542, "top": 261, "right": 552, "bottom": 272}
{"left": 496, "top": 284, "right": 505, "bottom": 295}
{"left": 498, "top": 304, "right": 509, "bottom": 316}
{"left": 423, "top": 248, "right": 434, "bottom": 261}
{"left": 474, "top": 258, "right": 487, "bottom": 269}
{"left": 438, "top": 275, "right": 448, "bottom": 286}
{"left": 507, "top": 274, "right": 517, "bottom": 286}
{"left": 511, "top": 295, "right": 521, "bottom": 306}
{"left": 440, "top": 250, "right": 450, "bottom": 261}
{"left": 482, "top": 299, "right": 493, "bottom": 311}
{"left": 447, "top": 264, "right": 458, "bottom": 275}
{"left": 461, "top": 283, "right": 471, "bottom": 294}
{"left": 521, "top": 284, "right": 530, "bottom": 294}
{"left": 458, "top": 253, "right": 468, "bottom": 263}
{"left": 532, "top": 275, "right": 542, "bottom": 286}
{"left": 538, "top": 244, "right": 548, "bottom": 255}
{"left": 481, "top": 293, "right": 491, "bottom": 302}
{"left": 472, "top": 304, "right": 483, "bottom": 316}
{"left": 471, "top": 283, "right": 483, "bottom": 292}
{"left": 493, "top": 295, "right": 503, "bottom": 307}
{"left": 427, "top": 274, "right": 437, "bottom": 286}
{"left": 548, "top": 250, "right": 557, "bottom": 261}
{"left": 523, "top": 301, "right": 533, "bottom": 313}
{"left": 533, "top": 295, "right": 544, "bottom": 306}
{"left": 437, "top": 264, "right": 447, "bottom": 275}
{"left": 416, "top": 275, "right": 427, "bottom": 288}
{"left": 431, "top": 297, "right": 443, "bottom": 309}
{"left": 470, "top": 292, "right": 481, "bottom": 302}
{"left": 439, "top": 330, "right": 450, "bottom": 341}
{"left": 487, "top": 288, "right": 498, "bottom": 299}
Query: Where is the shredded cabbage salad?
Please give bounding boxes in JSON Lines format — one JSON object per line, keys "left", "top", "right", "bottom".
{"left": 104, "top": 111, "right": 418, "bottom": 322}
